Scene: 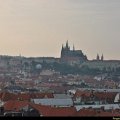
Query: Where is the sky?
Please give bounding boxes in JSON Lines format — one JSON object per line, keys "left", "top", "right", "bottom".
{"left": 0, "top": 0, "right": 120, "bottom": 60}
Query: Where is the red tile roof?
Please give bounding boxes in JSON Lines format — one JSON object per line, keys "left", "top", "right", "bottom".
{"left": 0, "top": 92, "right": 17, "bottom": 101}
{"left": 4, "top": 101, "right": 77, "bottom": 117}
{"left": 0, "top": 92, "right": 54, "bottom": 101}
{"left": 76, "top": 108, "right": 96, "bottom": 117}
{"left": 74, "top": 90, "right": 92, "bottom": 98}
{"left": 31, "top": 104, "right": 77, "bottom": 117}
{"left": 0, "top": 92, "right": 30, "bottom": 101}
{"left": 0, "top": 92, "right": 3, "bottom": 99}
{"left": 4, "top": 100, "right": 30, "bottom": 111}
{"left": 94, "top": 92, "right": 117, "bottom": 101}
{"left": 3, "top": 100, "right": 120, "bottom": 117}
{"left": 30, "top": 93, "right": 54, "bottom": 99}
{"left": 16, "top": 93, "right": 30, "bottom": 101}
{"left": 96, "top": 111, "right": 120, "bottom": 117}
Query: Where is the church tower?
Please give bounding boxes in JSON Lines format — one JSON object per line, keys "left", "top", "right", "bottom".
{"left": 61, "top": 44, "right": 64, "bottom": 58}
{"left": 65, "top": 40, "right": 70, "bottom": 50}
{"left": 96, "top": 54, "right": 100, "bottom": 61}
{"left": 73, "top": 44, "right": 75, "bottom": 51}
{"left": 101, "top": 54, "right": 104, "bottom": 61}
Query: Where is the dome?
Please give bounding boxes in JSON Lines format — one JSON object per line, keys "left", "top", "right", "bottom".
{"left": 36, "top": 64, "right": 42, "bottom": 69}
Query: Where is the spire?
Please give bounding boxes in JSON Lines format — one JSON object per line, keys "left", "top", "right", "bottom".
{"left": 61, "top": 44, "right": 64, "bottom": 57}
{"left": 73, "top": 44, "right": 75, "bottom": 51}
{"left": 66, "top": 40, "right": 69, "bottom": 48}
{"left": 96, "top": 54, "right": 99, "bottom": 61}
{"left": 101, "top": 54, "right": 104, "bottom": 61}
{"left": 62, "top": 44, "right": 64, "bottom": 50}
{"left": 65, "top": 40, "right": 70, "bottom": 50}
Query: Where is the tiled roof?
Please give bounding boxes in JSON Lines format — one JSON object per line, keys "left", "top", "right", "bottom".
{"left": 0, "top": 92, "right": 16, "bottom": 101}
{"left": 0, "top": 92, "right": 54, "bottom": 101}
{"left": 94, "top": 92, "right": 117, "bottom": 100}
{"left": 1, "top": 93, "right": 75, "bottom": 116}
{"left": 74, "top": 90, "right": 91, "bottom": 98}
{"left": 3, "top": 99, "right": 120, "bottom": 117}
{"left": 4, "top": 100, "right": 30, "bottom": 111}
{"left": 16, "top": 93, "right": 30, "bottom": 101}
{"left": 31, "top": 104, "right": 77, "bottom": 116}
{"left": 30, "top": 93, "right": 54, "bottom": 99}
{"left": 96, "top": 111, "right": 120, "bottom": 117}
{"left": 0, "top": 92, "right": 30, "bottom": 101}
{"left": 76, "top": 108, "right": 96, "bottom": 116}
{"left": 0, "top": 92, "right": 3, "bottom": 99}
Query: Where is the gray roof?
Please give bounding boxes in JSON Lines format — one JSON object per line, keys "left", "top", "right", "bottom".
{"left": 5, "top": 85, "right": 24, "bottom": 91}
{"left": 32, "top": 98, "right": 73, "bottom": 106}
{"left": 78, "top": 88, "right": 120, "bottom": 92}
{"left": 75, "top": 104, "right": 120, "bottom": 111}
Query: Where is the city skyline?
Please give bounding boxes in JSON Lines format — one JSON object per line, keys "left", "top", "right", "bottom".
{"left": 0, "top": 0, "right": 120, "bottom": 60}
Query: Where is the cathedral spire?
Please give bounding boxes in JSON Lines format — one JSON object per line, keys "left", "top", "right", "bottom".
{"left": 66, "top": 40, "right": 69, "bottom": 48}
{"left": 62, "top": 44, "right": 64, "bottom": 50}
{"left": 101, "top": 54, "right": 104, "bottom": 61}
{"left": 73, "top": 44, "right": 75, "bottom": 51}
{"left": 96, "top": 54, "right": 100, "bottom": 61}
{"left": 65, "top": 40, "right": 70, "bottom": 50}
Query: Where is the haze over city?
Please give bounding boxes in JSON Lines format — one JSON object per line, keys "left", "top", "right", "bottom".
{"left": 0, "top": 0, "right": 120, "bottom": 60}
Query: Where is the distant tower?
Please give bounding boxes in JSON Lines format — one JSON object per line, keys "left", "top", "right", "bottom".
{"left": 62, "top": 44, "right": 64, "bottom": 50}
{"left": 96, "top": 54, "right": 100, "bottom": 61}
{"left": 73, "top": 44, "right": 75, "bottom": 51}
{"left": 101, "top": 54, "right": 104, "bottom": 61}
{"left": 61, "top": 44, "right": 64, "bottom": 58}
{"left": 65, "top": 40, "right": 70, "bottom": 50}
{"left": 66, "top": 40, "right": 68, "bottom": 48}
{"left": 60, "top": 41, "right": 88, "bottom": 63}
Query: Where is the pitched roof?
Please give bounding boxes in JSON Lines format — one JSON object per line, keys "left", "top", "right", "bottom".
{"left": 76, "top": 108, "right": 96, "bottom": 116}
{"left": 0, "top": 92, "right": 17, "bottom": 101}
{"left": 96, "top": 111, "right": 120, "bottom": 117}
{"left": 31, "top": 104, "right": 77, "bottom": 117}
{"left": 94, "top": 92, "right": 117, "bottom": 100}
{"left": 16, "top": 93, "right": 30, "bottom": 101}
{"left": 30, "top": 93, "right": 54, "bottom": 99}
{"left": 4, "top": 100, "right": 30, "bottom": 111}
{"left": 74, "top": 90, "right": 92, "bottom": 98}
{"left": 4, "top": 100, "right": 120, "bottom": 117}
{"left": 0, "top": 92, "right": 54, "bottom": 101}
{"left": 32, "top": 98, "right": 73, "bottom": 106}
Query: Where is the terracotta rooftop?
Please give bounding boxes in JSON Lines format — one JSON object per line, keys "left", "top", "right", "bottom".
{"left": 32, "top": 104, "right": 77, "bottom": 117}
{"left": 74, "top": 90, "right": 92, "bottom": 98}
{"left": 76, "top": 108, "right": 96, "bottom": 117}
{"left": 4, "top": 100, "right": 30, "bottom": 111}
{"left": 0, "top": 92, "right": 54, "bottom": 101}
{"left": 3, "top": 100, "right": 120, "bottom": 117}
{"left": 94, "top": 92, "right": 117, "bottom": 101}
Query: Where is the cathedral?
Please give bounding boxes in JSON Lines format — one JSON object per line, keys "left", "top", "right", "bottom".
{"left": 60, "top": 41, "right": 88, "bottom": 64}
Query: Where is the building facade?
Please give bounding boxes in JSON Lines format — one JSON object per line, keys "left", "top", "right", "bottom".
{"left": 60, "top": 41, "right": 88, "bottom": 64}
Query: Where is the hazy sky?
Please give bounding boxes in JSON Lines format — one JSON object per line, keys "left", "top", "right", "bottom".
{"left": 0, "top": 0, "right": 120, "bottom": 60}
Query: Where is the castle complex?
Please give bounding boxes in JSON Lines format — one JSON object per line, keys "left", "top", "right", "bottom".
{"left": 60, "top": 41, "right": 88, "bottom": 64}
